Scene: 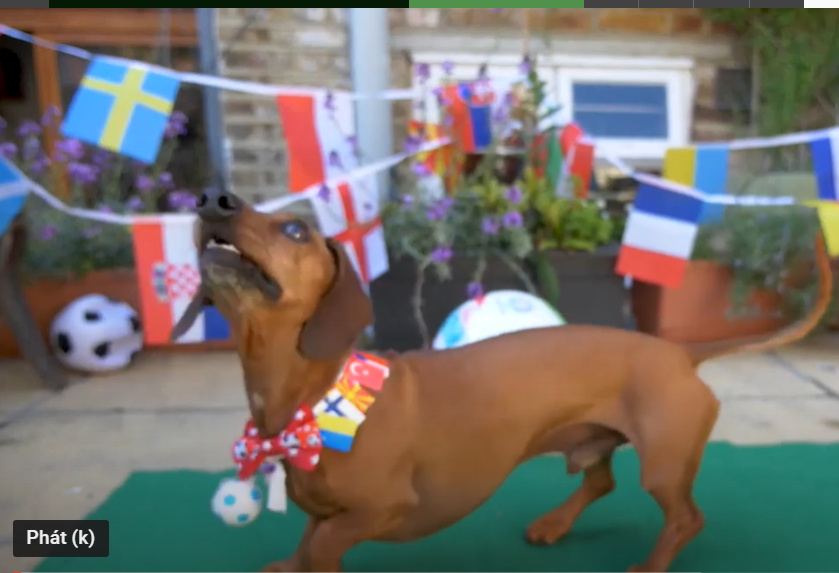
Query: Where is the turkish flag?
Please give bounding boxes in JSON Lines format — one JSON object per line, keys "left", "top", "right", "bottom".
{"left": 347, "top": 352, "right": 389, "bottom": 391}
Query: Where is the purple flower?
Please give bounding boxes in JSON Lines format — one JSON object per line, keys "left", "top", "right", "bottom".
{"left": 38, "top": 225, "right": 58, "bottom": 241}
{"left": 167, "top": 190, "right": 197, "bottom": 211}
{"left": 40, "top": 105, "right": 60, "bottom": 127}
{"left": 502, "top": 210, "right": 524, "bottom": 228}
{"left": 328, "top": 150, "right": 343, "bottom": 169}
{"left": 0, "top": 142, "right": 17, "bottom": 159}
{"left": 83, "top": 226, "right": 102, "bottom": 239}
{"left": 346, "top": 135, "right": 358, "bottom": 154}
{"left": 441, "top": 61, "right": 455, "bottom": 75}
{"left": 125, "top": 196, "right": 143, "bottom": 212}
{"left": 135, "top": 175, "right": 155, "bottom": 195}
{"left": 98, "top": 205, "right": 114, "bottom": 214}
{"left": 400, "top": 194, "right": 414, "bottom": 209}
{"left": 324, "top": 90, "right": 336, "bottom": 112}
{"left": 66, "top": 162, "right": 99, "bottom": 186}
{"left": 158, "top": 172, "right": 174, "bottom": 189}
{"left": 54, "top": 138, "right": 84, "bottom": 161}
{"left": 164, "top": 111, "right": 188, "bottom": 139}
{"left": 412, "top": 162, "right": 431, "bottom": 177}
{"left": 505, "top": 185, "right": 523, "bottom": 204}
{"left": 492, "top": 105, "right": 509, "bottom": 124}
{"left": 317, "top": 184, "right": 331, "bottom": 202}
{"left": 91, "top": 149, "right": 112, "bottom": 167}
{"left": 22, "top": 137, "right": 41, "bottom": 161}
{"left": 29, "top": 155, "right": 51, "bottom": 176}
{"left": 0, "top": 116, "right": 7, "bottom": 132}
{"left": 17, "top": 120, "right": 41, "bottom": 138}
{"left": 403, "top": 135, "right": 422, "bottom": 154}
{"left": 466, "top": 281, "right": 484, "bottom": 299}
{"left": 430, "top": 245, "right": 453, "bottom": 263}
{"left": 415, "top": 63, "right": 430, "bottom": 81}
{"left": 481, "top": 216, "right": 500, "bottom": 235}
{"left": 519, "top": 56, "right": 532, "bottom": 76}
{"left": 425, "top": 197, "right": 454, "bottom": 221}
{"left": 442, "top": 114, "right": 454, "bottom": 127}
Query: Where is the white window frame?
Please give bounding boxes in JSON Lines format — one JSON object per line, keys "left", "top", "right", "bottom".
{"left": 412, "top": 52, "right": 694, "bottom": 166}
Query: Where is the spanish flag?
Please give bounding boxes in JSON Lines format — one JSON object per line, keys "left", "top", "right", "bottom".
{"left": 408, "top": 120, "right": 457, "bottom": 190}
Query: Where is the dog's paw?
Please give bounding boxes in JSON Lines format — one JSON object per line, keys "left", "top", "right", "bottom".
{"left": 524, "top": 514, "right": 573, "bottom": 545}
{"left": 259, "top": 559, "right": 299, "bottom": 572}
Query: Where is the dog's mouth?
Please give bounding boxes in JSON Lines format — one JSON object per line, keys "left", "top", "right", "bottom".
{"left": 200, "top": 233, "right": 282, "bottom": 301}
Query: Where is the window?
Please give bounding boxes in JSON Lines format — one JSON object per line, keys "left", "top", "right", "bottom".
{"left": 413, "top": 53, "right": 694, "bottom": 166}
{"left": 556, "top": 61, "right": 693, "bottom": 164}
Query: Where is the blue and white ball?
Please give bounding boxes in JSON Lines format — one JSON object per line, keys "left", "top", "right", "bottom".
{"left": 433, "top": 290, "right": 566, "bottom": 350}
{"left": 211, "top": 477, "right": 263, "bottom": 526}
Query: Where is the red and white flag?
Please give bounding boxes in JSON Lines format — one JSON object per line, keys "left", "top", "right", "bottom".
{"left": 276, "top": 91, "right": 380, "bottom": 235}
{"left": 276, "top": 90, "right": 386, "bottom": 283}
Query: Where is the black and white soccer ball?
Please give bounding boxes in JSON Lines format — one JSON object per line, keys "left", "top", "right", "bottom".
{"left": 49, "top": 294, "right": 143, "bottom": 374}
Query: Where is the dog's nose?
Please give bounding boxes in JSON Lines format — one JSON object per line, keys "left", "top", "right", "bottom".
{"left": 197, "top": 187, "right": 243, "bottom": 221}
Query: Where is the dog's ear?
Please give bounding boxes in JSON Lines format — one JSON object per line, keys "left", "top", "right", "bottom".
{"left": 299, "top": 240, "right": 373, "bottom": 360}
{"left": 170, "top": 286, "right": 210, "bottom": 342}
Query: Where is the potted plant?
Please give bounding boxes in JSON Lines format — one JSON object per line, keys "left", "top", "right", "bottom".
{"left": 372, "top": 58, "right": 628, "bottom": 351}
{"left": 0, "top": 108, "right": 205, "bottom": 357}
{"left": 632, "top": 204, "right": 825, "bottom": 344}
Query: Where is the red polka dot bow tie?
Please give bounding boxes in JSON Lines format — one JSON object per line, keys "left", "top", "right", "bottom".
{"left": 232, "top": 403, "right": 323, "bottom": 480}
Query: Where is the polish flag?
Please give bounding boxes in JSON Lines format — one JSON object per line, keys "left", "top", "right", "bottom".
{"left": 276, "top": 90, "right": 379, "bottom": 238}
{"left": 131, "top": 215, "right": 229, "bottom": 345}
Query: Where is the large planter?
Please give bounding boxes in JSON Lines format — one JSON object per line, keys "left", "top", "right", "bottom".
{"left": 0, "top": 269, "right": 234, "bottom": 357}
{"left": 535, "top": 243, "right": 629, "bottom": 330}
{"left": 370, "top": 255, "right": 528, "bottom": 352}
{"left": 631, "top": 260, "right": 789, "bottom": 344}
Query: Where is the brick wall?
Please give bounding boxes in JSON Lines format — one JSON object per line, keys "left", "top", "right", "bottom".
{"left": 215, "top": 8, "right": 350, "bottom": 204}
{"left": 390, "top": 8, "right": 744, "bottom": 144}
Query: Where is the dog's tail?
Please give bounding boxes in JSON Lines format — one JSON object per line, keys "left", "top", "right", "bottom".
{"left": 686, "top": 232, "right": 833, "bottom": 368}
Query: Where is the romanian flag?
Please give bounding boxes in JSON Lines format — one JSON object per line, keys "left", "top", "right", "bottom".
{"left": 131, "top": 215, "right": 230, "bottom": 345}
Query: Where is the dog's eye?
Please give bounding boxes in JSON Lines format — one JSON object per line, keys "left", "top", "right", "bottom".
{"left": 277, "top": 220, "right": 310, "bottom": 243}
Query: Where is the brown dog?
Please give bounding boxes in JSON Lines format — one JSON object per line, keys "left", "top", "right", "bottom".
{"left": 174, "top": 188, "right": 832, "bottom": 573}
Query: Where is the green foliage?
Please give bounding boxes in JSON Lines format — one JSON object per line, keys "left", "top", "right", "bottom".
{"left": 693, "top": 205, "right": 822, "bottom": 320}
{"left": 703, "top": 8, "right": 839, "bottom": 137}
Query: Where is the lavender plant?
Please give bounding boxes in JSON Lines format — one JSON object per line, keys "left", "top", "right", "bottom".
{"left": 0, "top": 108, "right": 198, "bottom": 280}
{"left": 382, "top": 58, "right": 621, "bottom": 345}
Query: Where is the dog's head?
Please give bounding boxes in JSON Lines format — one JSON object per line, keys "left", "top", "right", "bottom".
{"left": 171, "top": 187, "right": 372, "bottom": 360}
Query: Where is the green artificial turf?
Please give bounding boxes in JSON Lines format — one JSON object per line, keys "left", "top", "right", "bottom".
{"left": 36, "top": 442, "right": 839, "bottom": 572}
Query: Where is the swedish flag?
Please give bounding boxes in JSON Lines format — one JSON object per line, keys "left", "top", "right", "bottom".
{"left": 61, "top": 57, "right": 181, "bottom": 164}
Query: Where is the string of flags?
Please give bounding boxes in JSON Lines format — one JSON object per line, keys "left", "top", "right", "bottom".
{"left": 0, "top": 25, "right": 413, "bottom": 102}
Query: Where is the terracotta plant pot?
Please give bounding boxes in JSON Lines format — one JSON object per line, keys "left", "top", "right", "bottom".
{"left": 0, "top": 269, "right": 234, "bottom": 357}
{"left": 631, "top": 261, "right": 788, "bottom": 344}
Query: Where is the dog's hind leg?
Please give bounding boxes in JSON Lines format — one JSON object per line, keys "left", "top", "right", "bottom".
{"left": 526, "top": 436, "right": 620, "bottom": 545}
{"left": 628, "top": 379, "right": 720, "bottom": 573}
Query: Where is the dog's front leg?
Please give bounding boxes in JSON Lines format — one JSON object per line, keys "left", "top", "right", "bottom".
{"left": 304, "top": 508, "right": 409, "bottom": 572}
{"left": 261, "top": 517, "right": 319, "bottom": 572}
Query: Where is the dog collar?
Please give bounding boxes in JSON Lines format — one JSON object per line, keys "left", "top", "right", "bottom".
{"left": 231, "top": 351, "right": 390, "bottom": 480}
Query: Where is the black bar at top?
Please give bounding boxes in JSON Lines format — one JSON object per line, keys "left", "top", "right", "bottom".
{"left": 693, "top": 0, "right": 749, "bottom": 6}
{"left": 639, "top": 0, "right": 692, "bottom": 6}
{"left": 584, "top": 0, "right": 638, "bottom": 7}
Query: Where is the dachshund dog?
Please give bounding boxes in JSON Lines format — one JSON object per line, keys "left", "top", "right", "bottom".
{"left": 173, "top": 188, "right": 832, "bottom": 572}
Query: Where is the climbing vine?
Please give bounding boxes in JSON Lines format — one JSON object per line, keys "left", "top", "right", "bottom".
{"left": 703, "top": 9, "right": 839, "bottom": 137}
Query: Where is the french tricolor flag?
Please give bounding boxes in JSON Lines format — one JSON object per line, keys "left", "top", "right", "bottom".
{"left": 810, "top": 128, "right": 839, "bottom": 201}
{"left": 131, "top": 215, "right": 230, "bottom": 345}
{"left": 615, "top": 178, "right": 703, "bottom": 288}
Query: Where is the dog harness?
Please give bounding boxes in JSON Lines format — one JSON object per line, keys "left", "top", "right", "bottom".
{"left": 229, "top": 351, "right": 390, "bottom": 512}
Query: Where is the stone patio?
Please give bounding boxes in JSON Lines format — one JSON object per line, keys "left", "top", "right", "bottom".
{"left": 2, "top": 337, "right": 839, "bottom": 572}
